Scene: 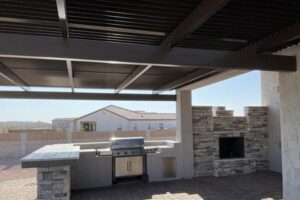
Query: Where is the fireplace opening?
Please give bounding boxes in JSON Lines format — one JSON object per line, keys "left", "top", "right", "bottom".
{"left": 219, "top": 137, "right": 245, "bottom": 159}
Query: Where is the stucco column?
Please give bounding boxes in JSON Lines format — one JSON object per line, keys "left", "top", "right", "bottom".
{"left": 176, "top": 90, "right": 194, "bottom": 178}
{"left": 261, "top": 71, "right": 282, "bottom": 172}
{"left": 278, "top": 44, "right": 300, "bottom": 200}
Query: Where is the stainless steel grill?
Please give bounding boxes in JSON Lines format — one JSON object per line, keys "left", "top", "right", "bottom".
{"left": 110, "top": 137, "right": 147, "bottom": 183}
{"left": 111, "top": 137, "right": 144, "bottom": 149}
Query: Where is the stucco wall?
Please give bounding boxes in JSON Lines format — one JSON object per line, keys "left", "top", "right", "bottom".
{"left": 277, "top": 44, "right": 300, "bottom": 200}
{"left": 261, "top": 71, "right": 282, "bottom": 172}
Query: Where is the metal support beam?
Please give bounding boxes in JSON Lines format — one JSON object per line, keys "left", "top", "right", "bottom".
{"left": 0, "top": 33, "right": 296, "bottom": 71}
{"left": 115, "top": 65, "right": 152, "bottom": 93}
{"left": 153, "top": 69, "right": 218, "bottom": 94}
{"left": 56, "top": 0, "right": 69, "bottom": 38}
{"left": 154, "top": 22, "right": 300, "bottom": 92}
{"left": 0, "top": 91, "right": 176, "bottom": 101}
{"left": 160, "top": 0, "right": 231, "bottom": 50}
{"left": 116, "top": 0, "right": 230, "bottom": 93}
{"left": 66, "top": 60, "right": 75, "bottom": 93}
{"left": 153, "top": 23, "right": 300, "bottom": 94}
{"left": 243, "top": 23, "right": 300, "bottom": 53}
{"left": 179, "top": 70, "right": 248, "bottom": 90}
{"left": 0, "top": 63, "right": 30, "bottom": 91}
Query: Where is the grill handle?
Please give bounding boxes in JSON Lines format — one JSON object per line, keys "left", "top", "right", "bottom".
{"left": 127, "top": 160, "right": 132, "bottom": 171}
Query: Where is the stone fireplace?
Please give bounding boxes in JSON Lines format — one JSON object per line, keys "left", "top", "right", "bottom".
{"left": 193, "top": 106, "right": 268, "bottom": 177}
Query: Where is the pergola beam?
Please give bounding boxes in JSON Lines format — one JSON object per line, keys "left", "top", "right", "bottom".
{"left": 115, "top": 65, "right": 152, "bottom": 93}
{"left": 56, "top": 0, "right": 69, "bottom": 38}
{"left": 116, "top": 0, "right": 231, "bottom": 93}
{"left": 156, "top": 22, "right": 300, "bottom": 92}
{"left": 179, "top": 70, "right": 248, "bottom": 90}
{"left": 0, "top": 91, "right": 176, "bottom": 101}
{"left": 160, "top": 0, "right": 231, "bottom": 50}
{"left": 243, "top": 22, "right": 300, "bottom": 53}
{"left": 153, "top": 69, "right": 218, "bottom": 94}
{"left": 0, "top": 33, "right": 295, "bottom": 71}
{"left": 0, "top": 63, "right": 30, "bottom": 91}
{"left": 0, "top": 17, "right": 165, "bottom": 37}
{"left": 66, "top": 60, "right": 75, "bottom": 93}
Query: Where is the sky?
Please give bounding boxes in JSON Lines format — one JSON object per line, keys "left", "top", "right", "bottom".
{"left": 0, "top": 71, "right": 261, "bottom": 122}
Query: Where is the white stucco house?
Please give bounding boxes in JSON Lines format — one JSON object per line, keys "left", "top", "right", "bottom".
{"left": 52, "top": 105, "right": 176, "bottom": 132}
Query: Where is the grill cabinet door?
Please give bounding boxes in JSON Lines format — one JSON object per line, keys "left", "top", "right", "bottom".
{"left": 128, "top": 156, "right": 143, "bottom": 176}
{"left": 115, "top": 157, "right": 131, "bottom": 177}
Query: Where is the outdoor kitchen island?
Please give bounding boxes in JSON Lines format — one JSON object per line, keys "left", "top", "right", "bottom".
{"left": 21, "top": 139, "right": 180, "bottom": 200}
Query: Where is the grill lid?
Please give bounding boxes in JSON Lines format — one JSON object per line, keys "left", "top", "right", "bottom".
{"left": 110, "top": 137, "right": 144, "bottom": 150}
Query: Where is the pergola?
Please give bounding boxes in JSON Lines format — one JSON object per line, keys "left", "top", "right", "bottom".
{"left": 0, "top": 0, "right": 298, "bottom": 101}
{"left": 1, "top": 1, "right": 300, "bottom": 199}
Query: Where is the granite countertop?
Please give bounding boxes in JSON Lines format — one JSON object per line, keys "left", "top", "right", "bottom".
{"left": 21, "top": 144, "right": 80, "bottom": 168}
{"left": 21, "top": 140, "right": 177, "bottom": 168}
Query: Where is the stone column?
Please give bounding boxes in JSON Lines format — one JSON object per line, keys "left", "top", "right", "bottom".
{"left": 176, "top": 90, "right": 194, "bottom": 178}
{"left": 277, "top": 44, "right": 300, "bottom": 200}
{"left": 37, "top": 166, "right": 71, "bottom": 200}
{"left": 245, "top": 107, "right": 269, "bottom": 170}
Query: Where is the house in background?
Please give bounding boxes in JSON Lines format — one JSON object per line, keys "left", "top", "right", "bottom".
{"left": 52, "top": 105, "right": 176, "bottom": 132}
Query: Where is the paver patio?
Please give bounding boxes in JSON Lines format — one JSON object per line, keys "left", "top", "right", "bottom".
{"left": 0, "top": 158, "right": 282, "bottom": 200}
{"left": 72, "top": 171, "right": 282, "bottom": 200}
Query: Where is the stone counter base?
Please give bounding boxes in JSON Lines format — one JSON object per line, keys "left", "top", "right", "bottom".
{"left": 37, "top": 166, "right": 70, "bottom": 200}
{"left": 213, "top": 158, "right": 256, "bottom": 177}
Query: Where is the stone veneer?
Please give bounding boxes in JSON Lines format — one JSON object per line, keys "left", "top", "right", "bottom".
{"left": 193, "top": 106, "right": 268, "bottom": 177}
{"left": 213, "top": 158, "right": 256, "bottom": 177}
{"left": 37, "top": 166, "right": 71, "bottom": 200}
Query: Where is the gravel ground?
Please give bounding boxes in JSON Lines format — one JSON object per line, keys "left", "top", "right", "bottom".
{"left": 0, "top": 158, "right": 37, "bottom": 200}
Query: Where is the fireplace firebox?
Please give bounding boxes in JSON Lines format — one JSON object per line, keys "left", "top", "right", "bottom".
{"left": 219, "top": 137, "right": 245, "bottom": 159}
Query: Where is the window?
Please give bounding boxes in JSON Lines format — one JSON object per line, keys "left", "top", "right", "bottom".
{"left": 80, "top": 122, "right": 96, "bottom": 132}
{"left": 148, "top": 124, "right": 151, "bottom": 130}
{"left": 159, "top": 123, "right": 164, "bottom": 129}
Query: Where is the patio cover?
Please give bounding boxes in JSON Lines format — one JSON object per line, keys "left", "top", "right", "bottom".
{"left": 0, "top": 0, "right": 299, "bottom": 101}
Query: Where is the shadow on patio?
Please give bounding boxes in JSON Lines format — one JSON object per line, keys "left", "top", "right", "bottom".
{"left": 72, "top": 171, "right": 282, "bottom": 200}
